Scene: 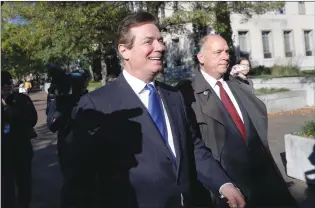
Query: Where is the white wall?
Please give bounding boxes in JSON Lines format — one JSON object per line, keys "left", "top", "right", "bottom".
{"left": 231, "top": 2, "right": 315, "bottom": 70}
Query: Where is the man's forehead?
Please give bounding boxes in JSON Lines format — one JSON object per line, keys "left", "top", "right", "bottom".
{"left": 205, "top": 37, "right": 228, "bottom": 49}
{"left": 130, "top": 23, "right": 162, "bottom": 38}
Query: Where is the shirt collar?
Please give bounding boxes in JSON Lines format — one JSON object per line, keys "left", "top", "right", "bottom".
{"left": 200, "top": 69, "right": 224, "bottom": 88}
{"left": 122, "top": 70, "right": 155, "bottom": 94}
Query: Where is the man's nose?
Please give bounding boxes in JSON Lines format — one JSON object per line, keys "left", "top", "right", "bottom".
{"left": 154, "top": 40, "right": 166, "bottom": 52}
{"left": 222, "top": 52, "right": 230, "bottom": 61}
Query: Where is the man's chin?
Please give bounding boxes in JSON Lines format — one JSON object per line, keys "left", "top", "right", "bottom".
{"left": 152, "top": 67, "right": 163, "bottom": 74}
{"left": 219, "top": 68, "right": 228, "bottom": 74}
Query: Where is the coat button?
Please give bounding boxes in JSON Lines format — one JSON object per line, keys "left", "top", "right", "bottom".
{"left": 203, "top": 91, "right": 208, "bottom": 95}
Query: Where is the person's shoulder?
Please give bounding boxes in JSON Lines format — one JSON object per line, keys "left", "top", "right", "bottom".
{"left": 80, "top": 79, "right": 119, "bottom": 106}
{"left": 14, "top": 91, "right": 30, "bottom": 100}
{"left": 227, "top": 76, "right": 247, "bottom": 88}
{"left": 156, "top": 80, "right": 177, "bottom": 92}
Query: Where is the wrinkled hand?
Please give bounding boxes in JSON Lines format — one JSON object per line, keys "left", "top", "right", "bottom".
{"left": 220, "top": 183, "right": 246, "bottom": 208}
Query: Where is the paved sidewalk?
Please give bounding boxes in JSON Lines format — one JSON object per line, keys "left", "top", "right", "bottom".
{"left": 29, "top": 92, "right": 315, "bottom": 208}
{"left": 30, "top": 92, "right": 62, "bottom": 208}
{"left": 268, "top": 113, "right": 315, "bottom": 208}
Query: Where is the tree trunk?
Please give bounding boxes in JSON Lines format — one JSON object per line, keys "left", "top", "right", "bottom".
{"left": 192, "top": 23, "right": 208, "bottom": 65}
{"left": 214, "top": 2, "right": 236, "bottom": 67}
{"left": 146, "top": 2, "right": 163, "bottom": 20}
{"left": 100, "top": 55, "right": 107, "bottom": 86}
{"left": 89, "top": 64, "right": 95, "bottom": 81}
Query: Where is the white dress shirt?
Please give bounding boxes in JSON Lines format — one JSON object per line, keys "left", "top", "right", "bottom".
{"left": 122, "top": 70, "right": 177, "bottom": 157}
{"left": 200, "top": 69, "right": 244, "bottom": 123}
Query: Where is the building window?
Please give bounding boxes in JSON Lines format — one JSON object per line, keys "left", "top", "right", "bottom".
{"left": 298, "top": 2, "right": 306, "bottom": 15}
{"left": 238, "top": 31, "right": 250, "bottom": 58}
{"left": 304, "top": 30, "right": 313, "bottom": 56}
{"left": 283, "top": 31, "right": 294, "bottom": 57}
{"left": 261, "top": 31, "right": 272, "bottom": 59}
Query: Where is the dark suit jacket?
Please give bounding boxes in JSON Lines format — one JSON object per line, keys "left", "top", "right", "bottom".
{"left": 178, "top": 69, "right": 297, "bottom": 206}
{"left": 62, "top": 73, "right": 231, "bottom": 208}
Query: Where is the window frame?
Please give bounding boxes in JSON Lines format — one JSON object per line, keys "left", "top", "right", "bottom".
{"left": 283, "top": 30, "right": 295, "bottom": 57}
{"left": 261, "top": 30, "right": 273, "bottom": 59}
{"left": 303, "top": 30, "right": 313, "bottom": 56}
{"left": 298, "top": 2, "right": 306, "bottom": 15}
{"left": 237, "top": 30, "right": 251, "bottom": 58}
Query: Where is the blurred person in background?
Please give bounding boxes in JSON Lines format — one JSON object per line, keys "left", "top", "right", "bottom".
{"left": 46, "top": 67, "right": 90, "bottom": 176}
{"left": 230, "top": 58, "right": 253, "bottom": 90}
{"left": 1, "top": 71, "right": 38, "bottom": 208}
{"left": 19, "top": 80, "right": 27, "bottom": 94}
{"left": 24, "top": 79, "right": 32, "bottom": 94}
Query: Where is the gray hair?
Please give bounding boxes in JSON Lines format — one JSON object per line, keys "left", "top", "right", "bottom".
{"left": 198, "top": 36, "right": 209, "bottom": 53}
{"left": 198, "top": 34, "right": 223, "bottom": 53}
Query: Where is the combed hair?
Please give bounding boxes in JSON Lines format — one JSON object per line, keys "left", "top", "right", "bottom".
{"left": 117, "top": 11, "right": 158, "bottom": 49}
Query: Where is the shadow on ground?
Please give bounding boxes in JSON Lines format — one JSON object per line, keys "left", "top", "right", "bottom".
{"left": 31, "top": 123, "right": 62, "bottom": 208}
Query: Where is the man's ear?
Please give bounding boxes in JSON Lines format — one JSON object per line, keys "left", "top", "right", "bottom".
{"left": 197, "top": 52, "right": 204, "bottom": 65}
{"left": 118, "top": 44, "right": 130, "bottom": 60}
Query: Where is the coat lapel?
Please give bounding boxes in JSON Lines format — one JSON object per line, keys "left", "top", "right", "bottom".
{"left": 193, "top": 69, "right": 224, "bottom": 125}
{"left": 115, "top": 74, "right": 175, "bottom": 159}
{"left": 157, "top": 84, "right": 182, "bottom": 169}
{"left": 228, "top": 79, "right": 269, "bottom": 149}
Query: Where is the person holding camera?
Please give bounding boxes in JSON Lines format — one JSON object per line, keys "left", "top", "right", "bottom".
{"left": 1, "top": 71, "right": 38, "bottom": 208}
{"left": 46, "top": 68, "right": 90, "bottom": 176}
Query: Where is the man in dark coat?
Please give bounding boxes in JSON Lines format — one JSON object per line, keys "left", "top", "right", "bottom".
{"left": 61, "top": 12, "right": 246, "bottom": 208}
{"left": 1, "top": 71, "right": 38, "bottom": 208}
{"left": 178, "top": 34, "right": 297, "bottom": 207}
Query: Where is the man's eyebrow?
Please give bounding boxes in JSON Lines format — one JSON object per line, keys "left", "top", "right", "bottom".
{"left": 142, "top": 36, "right": 163, "bottom": 40}
{"left": 143, "top": 36, "right": 154, "bottom": 39}
{"left": 214, "top": 49, "right": 229, "bottom": 52}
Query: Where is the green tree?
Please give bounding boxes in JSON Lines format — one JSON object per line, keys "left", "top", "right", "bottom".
{"left": 2, "top": 1, "right": 130, "bottom": 82}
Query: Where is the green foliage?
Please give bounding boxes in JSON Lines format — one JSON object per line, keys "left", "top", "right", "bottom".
{"left": 270, "top": 65, "right": 300, "bottom": 77}
{"left": 1, "top": 1, "right": 130, "bottom": 77}
{"left": 250, "top": 65, "right": 315, "bottom": 78}
{"left": 249, "top": 65, "right": 272, "bottom": 76}
{"left": 250, "top": 65, "right": 300, "bottom": 77}
{"left": 229, "top": 2, "right": 285, "bottom": 18}
{"left": 295, "top": 120, "right": 315, "bottom": 139}
{"left": 88, "top": 81, "right": 102, "bottom": 91}
{"left": 254, "top": 87, "right": 290, "bottom": 96}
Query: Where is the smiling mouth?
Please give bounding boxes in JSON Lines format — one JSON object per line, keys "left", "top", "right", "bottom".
{"left": 149, "top": 57, "right": 162, "bottom": 61}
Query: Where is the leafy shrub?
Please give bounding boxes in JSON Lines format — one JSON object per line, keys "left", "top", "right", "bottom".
{"left": 250, "top": 65, "right": 302, "bottom": 77}
{"left": 249, "top": 65, "right": 271, "bottom": 76}
{"left": 254, "top": 87, "right": 290, "bottom": 95}
{"left": 295, "top": 120, "right": 315, "bottom": 139}
{"left": 270, "top": 65, "right": 300, "bottom": 77}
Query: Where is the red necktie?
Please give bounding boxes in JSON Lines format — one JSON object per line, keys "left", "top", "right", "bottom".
{"left": 217, "top": 81, "right": 246, "bottom": 142}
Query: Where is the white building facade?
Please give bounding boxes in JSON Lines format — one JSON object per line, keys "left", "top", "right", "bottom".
{"left": 231, "top": 1, "right": 315, "bottom": 70}
{"left": 159, "top": 1, "right": 314, "bottom": 71}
